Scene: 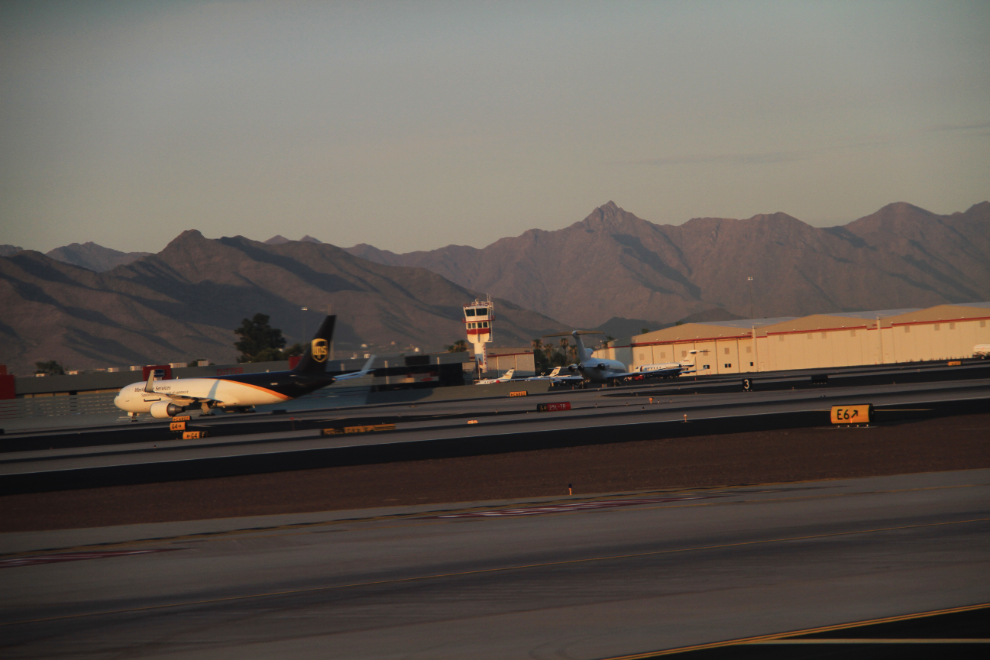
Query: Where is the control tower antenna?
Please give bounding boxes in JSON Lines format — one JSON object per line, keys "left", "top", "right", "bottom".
{"left": 463, "top": 295, "right": 494, "bottom": 375}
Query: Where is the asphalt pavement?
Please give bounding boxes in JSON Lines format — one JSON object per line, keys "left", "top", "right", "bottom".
{"left": 1, "top": 469, "right": 987, "bottom": 659}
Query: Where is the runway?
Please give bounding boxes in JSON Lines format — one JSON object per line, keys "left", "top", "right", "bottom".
{"left": 2, "top": 369, "right": 989, "bottom": 494}
{"left": 1, "top": 469, "right": 987, "bottom": 659}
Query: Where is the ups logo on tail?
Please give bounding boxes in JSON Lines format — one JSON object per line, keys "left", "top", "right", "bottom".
{"left": 311, "top": 338, "right": 329, "bottom": 363}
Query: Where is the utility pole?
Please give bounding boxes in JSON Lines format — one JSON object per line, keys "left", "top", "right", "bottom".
{"left": 301, "top": 307, "right": 308, "bottom": 342}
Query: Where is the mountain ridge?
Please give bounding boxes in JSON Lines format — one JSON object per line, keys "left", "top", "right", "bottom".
{"left": 344, "top": 201, "right": 990, "bottom": 325}
{"left": 4, "top": 200, "right": 987, "bottom": 374}
{"left": 44, "top": 242, "right": 152, "bottom": 272}
{"left": 0, "top": 232, "right": 564, "bottom": 375}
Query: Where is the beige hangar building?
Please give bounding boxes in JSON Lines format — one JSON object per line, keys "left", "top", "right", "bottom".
{"left": 595, "top": 302, "right": 990, "bottom": 375}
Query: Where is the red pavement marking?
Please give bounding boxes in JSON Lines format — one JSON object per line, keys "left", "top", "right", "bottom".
{"left": 0, "top": 549, "right": 178, "bottom": 569}
{"left": 434, "top": 495, "right": 716, "bottom": 519}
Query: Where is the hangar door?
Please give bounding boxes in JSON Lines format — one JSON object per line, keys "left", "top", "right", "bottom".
{"left": 715, "top": 339, "right": 740, "bottom": 374}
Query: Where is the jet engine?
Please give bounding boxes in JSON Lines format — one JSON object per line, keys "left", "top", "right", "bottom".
{"left": 150, "top": 401, "right": 184, "bottom": 419}
{"left": 596, "top": 363, "right": 606, "bottom": 370}
{"left": 569, "top": 364, "right": 579, "bottom": 372}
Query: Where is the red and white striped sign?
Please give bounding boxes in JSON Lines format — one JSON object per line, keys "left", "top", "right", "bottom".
{"left": 0, "top": 548, "right": 176, "bottom": 569}
{"left": 434, "top": 495, "right": 713, "bottom": 519}
{"left": 536, "top": 401, "right": 572, "bottom": 412}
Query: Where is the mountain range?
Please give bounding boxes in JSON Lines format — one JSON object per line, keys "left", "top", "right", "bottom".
{"left": 2, "top": 200, "right": 987, "bottom": 374}
{"left": 345, "top": 201, "right": 990, "bottom": 326}
{"left": 0, "top": 232, "right": 561, "bottom": 375}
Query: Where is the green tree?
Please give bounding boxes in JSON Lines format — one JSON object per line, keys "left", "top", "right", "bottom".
{"left": 234, "top": 314, "right": 287, "bottom": 363}
{"left": 447, "top": 339, "right": 470, "bottom": 353}
{"left": 34, "top": 360, "right": 65, "bottom": 376}
{"left": 641, "top": 327, "right": 650, "bottom": 334}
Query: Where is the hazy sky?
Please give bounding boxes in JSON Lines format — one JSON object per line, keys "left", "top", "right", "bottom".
{"left": 2, "top": 0, "right": 988, "bottom": 254}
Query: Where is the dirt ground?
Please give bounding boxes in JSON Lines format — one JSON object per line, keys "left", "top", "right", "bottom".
{"left": 2, "top": 414, "right": 988, "bottom": 533}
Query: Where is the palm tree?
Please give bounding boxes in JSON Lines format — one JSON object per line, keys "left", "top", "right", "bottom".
{"left": 532, "top": 338, "right": 550, "bottom": 373}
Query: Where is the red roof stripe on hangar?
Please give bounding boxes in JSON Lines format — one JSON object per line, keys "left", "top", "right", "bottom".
{"left": 632, "top": 333, "right": 753, "bottom": 347}
{"left": 890, "top": 314, "right": 990, "bottom": 327}
{"left": 766, "top": 324, "right": 871, "bottom": 336}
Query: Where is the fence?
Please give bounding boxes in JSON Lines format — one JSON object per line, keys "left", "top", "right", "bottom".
{"left": 0, "top": 391, "right": 119, "bottom": 423}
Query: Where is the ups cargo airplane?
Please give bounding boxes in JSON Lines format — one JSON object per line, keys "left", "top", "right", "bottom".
{"left": 544, "top": 331, "right": 695, "bottom": 385}
{"left": 115, "top": 316, "right": 374, "bottom": 419}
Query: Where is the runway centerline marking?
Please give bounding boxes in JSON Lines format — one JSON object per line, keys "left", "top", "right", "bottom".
{"left": 1, "top": 516, "right": 986, "bottom": 629}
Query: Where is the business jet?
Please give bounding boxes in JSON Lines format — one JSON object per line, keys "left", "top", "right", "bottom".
{"left": 543, "top": 331, "right": 695, "bottom": 386}
{"left": 476, "top": 368, "right": 515, "bottom": 385}
{"left": 629, "top": 358, "right": 697, "bottom": 380}
{"left": 114, "top": 316, "right": 374, "bottom": 419}
{"left": 522, "top": 366, "right": 565, "bottom": 381}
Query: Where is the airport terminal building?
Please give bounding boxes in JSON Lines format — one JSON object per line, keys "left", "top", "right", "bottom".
{"left": 598, "top": 302, "right": 990, "bottom": 375}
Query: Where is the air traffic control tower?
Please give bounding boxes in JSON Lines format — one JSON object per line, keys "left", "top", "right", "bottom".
{"left": 464, "top": 297, "right": 494, "bottom": 373}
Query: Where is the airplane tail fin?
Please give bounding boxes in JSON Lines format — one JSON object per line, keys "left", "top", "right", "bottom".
{"left": 679, "top": 349, "right": 698, "bottom": 373}
{"left": 292, "top": 315, "right": 336, "bottom": 375}
{"left": 503, "top": 368, "right": 515, "bottom": 380}
{"left": 334, "top": 354, "right": 376, "bottom": 382}
{"left": 572, "top": 331, "right": 593, "bottom": 362}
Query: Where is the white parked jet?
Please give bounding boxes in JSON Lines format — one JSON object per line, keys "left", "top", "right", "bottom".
{"left": 521, "top": 366, "right": 567, "bottom": 382}
{"left": 544, "top": 331, "right": 695, "bottom": 386}
{"left": 114, "top": 316, "right": 375, "bottom": 418}
{"left": 630, "top": 358, "right": 697, "bottom": 379}
{"left": 476, "top": 368, "right": 515, "bottom": 385}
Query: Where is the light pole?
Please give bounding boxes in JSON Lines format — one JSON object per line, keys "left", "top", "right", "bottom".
{"left": 747, "top": 277, "right": 755, "bottom": 319}
{"left": 301, "top": 307, "right": 308, "bottom": 343}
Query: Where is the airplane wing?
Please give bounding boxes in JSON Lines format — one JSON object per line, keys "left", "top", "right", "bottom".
{"left": 144, "top": 372, "right": 205, "bottom": 405}
{"left": 549, "top": 374, "right": 585, "bottom": 384}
